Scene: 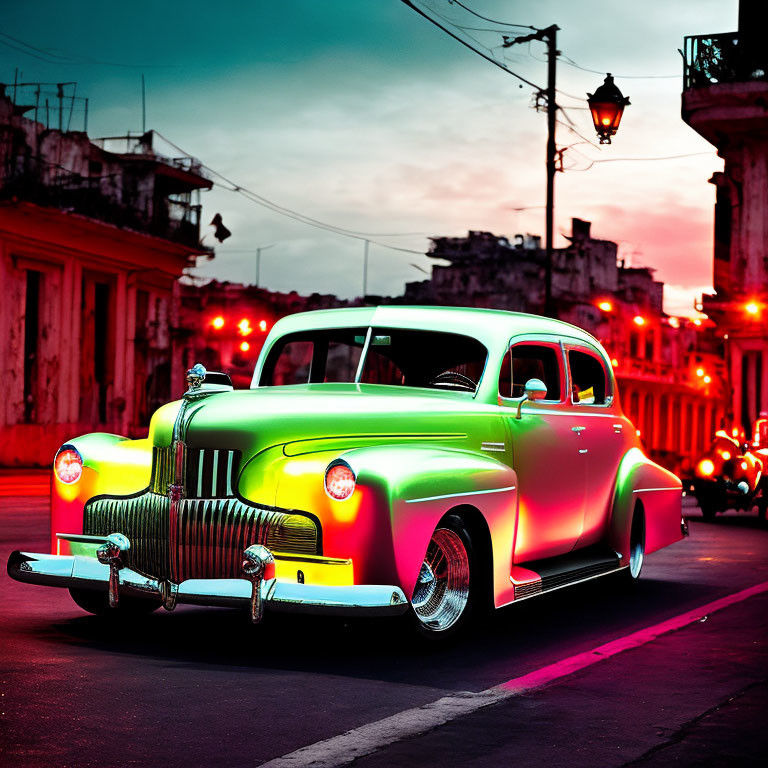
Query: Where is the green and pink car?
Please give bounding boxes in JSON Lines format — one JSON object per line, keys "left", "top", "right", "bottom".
{"left": 8, "top": 306, "right": 687, "bottom": 637}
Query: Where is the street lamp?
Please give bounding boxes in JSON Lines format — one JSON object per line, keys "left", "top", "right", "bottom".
{"left": 587, "top": 74, "right": 630, "bottom": 144}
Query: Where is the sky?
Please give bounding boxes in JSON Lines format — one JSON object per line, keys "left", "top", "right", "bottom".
{"left": 1, "top": 1, "right": 738, "bottom": 315}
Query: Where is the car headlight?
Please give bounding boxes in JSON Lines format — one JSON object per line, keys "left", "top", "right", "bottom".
{"left": 325, "top": 461, "right": 356, "bottom": 501}
{"left": 54, "top": 445, "right": 83, "bottom": 484}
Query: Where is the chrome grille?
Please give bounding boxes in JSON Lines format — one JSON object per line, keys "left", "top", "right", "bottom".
{"left": 84, "top": 492, "right": 320, "bottom": 582}
{"left": 150, "top": 445, "right": 239, "bottom": 498}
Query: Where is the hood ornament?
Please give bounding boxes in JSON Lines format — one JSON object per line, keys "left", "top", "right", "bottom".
{"left": 186, "top": 363, "right": 207, "bottom": 392}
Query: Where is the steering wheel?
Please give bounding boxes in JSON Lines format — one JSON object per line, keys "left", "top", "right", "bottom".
{"left": 428, "top": 371, "right": 478, "bottom": 392}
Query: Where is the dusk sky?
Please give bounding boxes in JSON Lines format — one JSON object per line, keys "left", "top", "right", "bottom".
{"left": 1, "top": 1, "right": 737, "bottom": 315}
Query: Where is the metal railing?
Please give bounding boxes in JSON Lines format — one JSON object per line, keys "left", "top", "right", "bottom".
{"left": 683, "top": 32, "right": 768, "bottom": 89}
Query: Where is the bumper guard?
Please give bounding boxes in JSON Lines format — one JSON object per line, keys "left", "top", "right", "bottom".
{"left": 8, "top": 544, "right": 409, "bottom": 621}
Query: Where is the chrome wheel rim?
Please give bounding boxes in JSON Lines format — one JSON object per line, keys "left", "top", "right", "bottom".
{"left": 411, "top": 528, "right": 470, "bottom": 632}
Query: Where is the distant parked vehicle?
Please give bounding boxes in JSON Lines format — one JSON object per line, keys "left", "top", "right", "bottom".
{"left": 692, "top": 428, "right": 767, "bottom": 521}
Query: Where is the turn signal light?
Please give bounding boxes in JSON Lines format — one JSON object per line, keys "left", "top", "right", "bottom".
{"left": 54, "top": 446, "right": 83, "bottom": 484}
{"left": 325, "top": 462, "right": 356, "bottom": 500}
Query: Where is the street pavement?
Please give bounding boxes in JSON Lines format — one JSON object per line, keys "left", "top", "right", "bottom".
{"left": 1, "top": 478, "right": 766, "bottom": 768}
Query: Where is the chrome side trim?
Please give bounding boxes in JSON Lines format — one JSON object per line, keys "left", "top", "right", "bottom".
{"left": 632, "top": 487, "right": 681, "bottom": 493}
{"left": 405, "top": 485, "right": 516, "bottom": 504}
{"left": 481, "top": 442, "right": 506, "bottom": 452}
{"left": 511, "top": 565, "right": 629, "bottom": 603}
{"left": 7, "top": 551, "right": 409, "bottom": 618}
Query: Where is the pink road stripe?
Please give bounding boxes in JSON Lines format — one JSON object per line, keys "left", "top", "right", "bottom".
{"left": 496, "top": 579, "right": 768, "bottom": 694}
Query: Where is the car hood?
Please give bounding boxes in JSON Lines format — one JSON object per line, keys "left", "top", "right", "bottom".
{"left": 149, "top": 383, "right": 494, "bottom": 459}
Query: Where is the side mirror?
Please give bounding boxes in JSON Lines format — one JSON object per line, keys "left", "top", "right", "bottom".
{"left": 516, "top": 378, "right": 547, "bottom": 419}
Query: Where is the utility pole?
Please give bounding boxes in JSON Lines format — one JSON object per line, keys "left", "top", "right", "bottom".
{"left": 503, "top": 25, "right": 559, "bottom": 317}
{"left": 141, "top": 74, "right": 146, "bottom": 133}
{"left": 544, "top": 25, "right": 558, "bottom": 317}
{"left": 255, "top": 243, "right": 275, "bottom": 288}
{"left": 363, "top": 239, "right": 369, "bottom": 298}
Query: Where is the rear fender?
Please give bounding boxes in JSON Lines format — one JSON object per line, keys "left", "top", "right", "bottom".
{"left": 608, "top": 447, "right": 683, "bottom": 559}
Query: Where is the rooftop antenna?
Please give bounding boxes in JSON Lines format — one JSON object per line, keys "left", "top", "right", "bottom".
{"left": 141, "top": 74, "right": 146, "bottom": 133}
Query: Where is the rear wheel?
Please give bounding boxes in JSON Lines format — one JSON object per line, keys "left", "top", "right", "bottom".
{"left": 409, "top": 515, "right": 474, "bottom": 639}
{"left": 69, "top": 588, "right": 160, "bottom": 617}
{"left": 620, "top": 507, "right": 645, "bottom": 585}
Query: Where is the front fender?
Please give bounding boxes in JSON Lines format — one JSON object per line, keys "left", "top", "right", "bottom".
{"left": 274, "top": 444, "right": 516, "bottom": 605}
{"left": 51, "top": 433, "right": 152, "bottom": 554}
{"left": 608, "top": 447, "right": 683, "bottom": 560}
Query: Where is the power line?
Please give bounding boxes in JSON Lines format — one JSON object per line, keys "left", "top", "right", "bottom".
{"left": 447, "top": 0, "right": 534, "bottom": 29}
{"left": 401, "top": 1, "right": 543, "bottom": 91}
{"left": 566, "top": 151, "right": 714, "bottom": 171}
{"left": 0, "top": 31, "right": 176, "bottom": 69}
{"left": 560, "top": 54, "right": 678, "bottom": 80}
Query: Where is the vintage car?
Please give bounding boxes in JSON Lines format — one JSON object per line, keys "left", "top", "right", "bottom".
{"left": 8, "top": 307, "right": 687, "bottom": 637}
{"left": 692, "top": 428, "right": 767, "bottom": 521}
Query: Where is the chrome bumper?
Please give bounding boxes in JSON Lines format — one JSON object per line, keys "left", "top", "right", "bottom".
{"left": 7, "top": 550, "right": 409, "bottom": 619}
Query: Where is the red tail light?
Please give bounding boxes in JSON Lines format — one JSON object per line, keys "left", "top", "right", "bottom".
{"left": 325, "top": 462, "right": 356, "bottom": 500}
{"left": 54, "top": 446, "right": 83, "bottom": 484}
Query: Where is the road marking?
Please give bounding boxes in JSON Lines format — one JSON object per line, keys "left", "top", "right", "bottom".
{"left": 260, "top": 579, "right": 768, "bottom": 768}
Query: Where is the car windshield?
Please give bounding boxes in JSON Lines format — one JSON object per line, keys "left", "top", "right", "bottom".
{"left": 259, "top": 327, "right": 487, "bottom": 393}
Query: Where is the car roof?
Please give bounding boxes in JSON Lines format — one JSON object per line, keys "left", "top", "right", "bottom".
{"left": 267, "top": 305, "right": 601, "bottom": 351}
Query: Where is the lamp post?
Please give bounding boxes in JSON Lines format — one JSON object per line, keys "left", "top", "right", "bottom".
{"left": 587, "top": 74, "right": 630, "bottom": 144}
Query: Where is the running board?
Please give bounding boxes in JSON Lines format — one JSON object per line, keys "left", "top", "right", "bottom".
{"left": 512, "top": 545, "right": 623, "bottom": 601}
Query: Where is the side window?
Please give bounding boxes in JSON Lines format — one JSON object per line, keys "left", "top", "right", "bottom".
{"left": 569, "top": 349, "right": 608, "bottom": 405}
{"left": 501, "top": 344, "right": 561, "bottom": 400}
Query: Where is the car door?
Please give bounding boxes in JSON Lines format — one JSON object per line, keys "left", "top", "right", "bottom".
{"left": 501, "top": 338, "right": 587, "bottom": 563}
{"left": 565, "top": 344, "right": 624, "bottom": 548}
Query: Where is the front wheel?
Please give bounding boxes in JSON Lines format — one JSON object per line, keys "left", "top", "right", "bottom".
{"left": 69, "top": 588, "right": 160, "bottom": 617}
{"left": 408, "top": 515, "right": 474, "bottom": 639}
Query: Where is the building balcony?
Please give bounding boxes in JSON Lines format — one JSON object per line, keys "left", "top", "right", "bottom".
{"left": 683, "top": 32, "right": 766, "bottom": 90}
{"left": 682, "top": 32, "right": 768, "bottom": 144}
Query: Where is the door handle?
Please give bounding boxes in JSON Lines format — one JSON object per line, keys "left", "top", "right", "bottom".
{"left": 578, "top": 449, "right": 588, "bottom": 454}
{"left": 572, "top": 426, "right": 586, "bottom": 433}
{"left": 612, "top": 423, "right": 623, "bottom": 433}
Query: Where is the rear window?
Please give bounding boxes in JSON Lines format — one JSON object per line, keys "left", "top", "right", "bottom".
{"left": 569, "top": 349, "right": 609, "bottom": 405}
{"left": 260, "top": 327, "right": 487, "bottom": 393}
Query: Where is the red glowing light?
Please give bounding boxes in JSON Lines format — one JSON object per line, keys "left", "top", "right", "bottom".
{"left": 54, "top": 447, "right": 83, "bottom": 484}
{"left": 325, "top": 463, "right": 356, "bottom": 500}
{"left": 598, "top": 301, "right": 612, "bottom": 312}
{"left": 240, "top": 341, "right": 250, "bottom": 352}
{"left": 259, "top": 319, "right": 268, "bottom": 332}
{"left": 238, "top": 319, "right": 253, "bottom": 336}
{"left": 633, "top": 315, "right": 645, "bottom": 326}
{"left": 745, "top": 302, "right": 760, "bottom": 316}
{"left": 212, "top": 316, "right": 225, "bottom": 329}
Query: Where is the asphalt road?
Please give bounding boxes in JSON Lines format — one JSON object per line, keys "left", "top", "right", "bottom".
{"left": 1, "top": 480, "right": 767, "bottom": 768}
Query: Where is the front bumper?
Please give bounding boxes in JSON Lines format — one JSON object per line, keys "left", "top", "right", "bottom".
{"left": 7, "top": 550, "right": 409, "bottom": 619}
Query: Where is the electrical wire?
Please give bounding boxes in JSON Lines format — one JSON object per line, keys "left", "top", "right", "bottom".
{"left": 447, "top": 0, "right": 535, "bottom": 29}
{"left": 560, "top": 54, "right": 678, "bottom": 80}
{"left": 401, "top": 1, "right": 543, "bottom": 91}
{"left": 151, "top": 131, "right": 427, "bottom": 241}
{"left": 0, "top": 31, "right": 176, "bottom": 69}
{"left": 566, "top": 151, "right": 715, "bottom": 171}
